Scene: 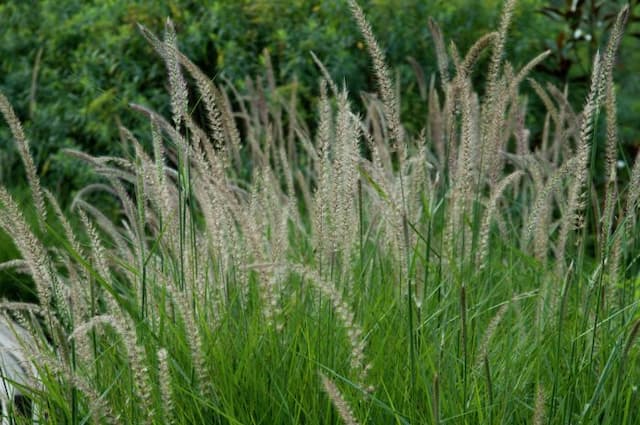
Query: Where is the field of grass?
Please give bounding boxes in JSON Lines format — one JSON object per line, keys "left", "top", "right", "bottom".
{"left": 0, "top": 1, "right": 639, "bottom": 424}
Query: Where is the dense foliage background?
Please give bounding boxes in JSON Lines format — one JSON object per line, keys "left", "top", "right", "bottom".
{"left": 3, "top": 0, "right": 637, "bottom": 200}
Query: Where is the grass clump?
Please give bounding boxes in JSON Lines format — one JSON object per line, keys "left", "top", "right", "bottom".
{"left": 0, "top": 1, "right": 639, "bottom": 424}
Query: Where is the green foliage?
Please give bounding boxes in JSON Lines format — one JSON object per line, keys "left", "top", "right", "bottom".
{"left": 3, "top": 0, "right": 638, "bottom": 202}
{"left": 0, "top": 1, "right": 210, "bottom": 199}
{"left": 534, "top": 0, "right": 640, "bottom": 151}
{"left": 0, "top": 0, "right": 553, "bottom": 201}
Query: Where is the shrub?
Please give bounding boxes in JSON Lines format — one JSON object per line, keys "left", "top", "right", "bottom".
{"left": 1, "top": 0, "right": 554, "bottom": 201}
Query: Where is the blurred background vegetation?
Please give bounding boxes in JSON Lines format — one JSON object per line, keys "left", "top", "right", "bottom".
{"left": 2, "top": 0, "right": 638, "bottom": 197}
{"left": 0, "top": 0, "right": 638, "bottom": 295}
